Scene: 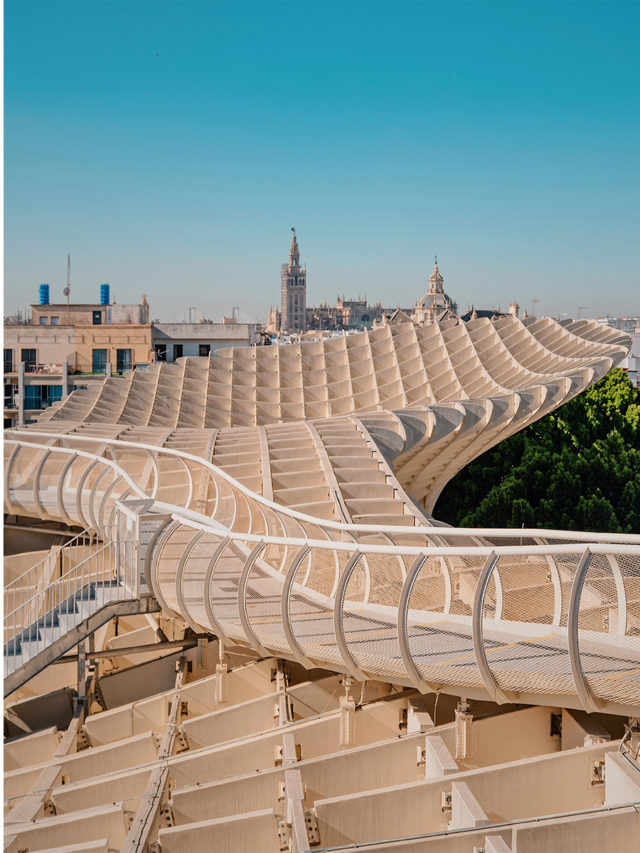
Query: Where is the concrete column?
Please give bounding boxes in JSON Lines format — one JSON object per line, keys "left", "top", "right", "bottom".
{"left": 62, "top": 362, "right": 69, "bottom": 397}
{"left": 105, "top": 361, "right": 112, "bottom": 377}
{"left": 17, "top": 361, "right": 25, "bottom": 426}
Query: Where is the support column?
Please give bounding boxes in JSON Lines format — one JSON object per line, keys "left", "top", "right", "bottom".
{"left": 17, "top": 361, "right": 24, "bottom": 426}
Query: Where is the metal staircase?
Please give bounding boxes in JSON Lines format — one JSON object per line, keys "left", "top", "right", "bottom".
{"left": 4, "top": 536, "right": 159, "bottom": 696}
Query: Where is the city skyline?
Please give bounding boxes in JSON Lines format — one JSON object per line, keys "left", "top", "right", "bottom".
{"left": 5, "top": 1, "right": 640, "bottom": 321}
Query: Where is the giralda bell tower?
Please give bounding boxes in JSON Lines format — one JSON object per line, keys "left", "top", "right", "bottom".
{"left": 280, "top": 227, "right": 307, "bottom": 333}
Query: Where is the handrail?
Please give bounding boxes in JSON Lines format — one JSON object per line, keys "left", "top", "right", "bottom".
{"left": 7, "top": 431, "right": 640, "bottom": 546}
{"left": 4, "top": 527, "right": 95, "bottom": 592}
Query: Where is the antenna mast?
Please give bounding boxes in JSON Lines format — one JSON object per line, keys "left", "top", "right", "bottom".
{"left": 63, "top": 254, "right": 71, "bottom": 305}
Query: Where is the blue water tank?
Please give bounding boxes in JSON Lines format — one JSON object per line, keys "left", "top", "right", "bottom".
{"left": 39, "top": 284, "right": 50, "bottom": 305}
{"left": 99, "top": 283, "right": 110, "bottom": 305}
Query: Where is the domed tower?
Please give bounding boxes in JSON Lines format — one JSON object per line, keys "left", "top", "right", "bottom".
{"left": 280, "top": 227, "right": 307, "bottom": 333}
{"left": 413, "top": 257, "right": 458, "bottom": 323}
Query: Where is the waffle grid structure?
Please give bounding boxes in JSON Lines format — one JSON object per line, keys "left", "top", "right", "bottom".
{"left": 5, "top": 314, "right": 640, "bottom": 716}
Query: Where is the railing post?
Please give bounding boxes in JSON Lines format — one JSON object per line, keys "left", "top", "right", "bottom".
{"left": 280, "top": 545, "right": 316, "bottom": 669}
{"left": 568, "top": 548, "right": 600, "bottom": 712}
{"left": 176, "top": 531, "right": 206, "bottom": 633}
{"left": 237, "top": 541, "right": 269, "bottom": 655}
{"left": 472, "top": 551, "right": 509, "bottom": 705}
{"left": 398, "top": 554, "right": 440, "bottom": 693}
{"left": 333, "top": 551, "right": 368, "bottom": 681}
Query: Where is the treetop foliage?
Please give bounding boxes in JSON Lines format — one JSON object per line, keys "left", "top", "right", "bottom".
{"left": 434, "top": 368, "right": 640, "bottom": 534}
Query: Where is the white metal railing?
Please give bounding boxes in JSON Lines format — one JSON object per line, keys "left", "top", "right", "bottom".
{"left": 4, "top": 528, "right": 95, "bottom": 597}
{"left": 4, "top": 432, "right": 640, "bottom": 715}
{"left": 4, "top": 539, "right": 137, "bottom": 675}
{"left": 148, "top": 516, "right": 640, "bottom": 717}
{"left": 6, "top": 433, "right": 640, "bottom": 548}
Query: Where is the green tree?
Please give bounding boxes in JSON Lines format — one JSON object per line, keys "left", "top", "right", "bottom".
{"left": 434, "top": 369, "right": 640, "bottom": 533}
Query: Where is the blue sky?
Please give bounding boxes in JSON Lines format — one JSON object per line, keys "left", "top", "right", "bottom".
{"left": 4, "top": 1, "right": 639, "bottom": 322}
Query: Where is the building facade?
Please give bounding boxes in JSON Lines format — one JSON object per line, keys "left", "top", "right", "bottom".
{"left": 280, "top": 228, "right": 307, "bottom": 333}
{"left": 4, "top": 289, "right": 153, "bottom": 426}
{"left": 151, "top": 322, "right": 264, "bottom": 362}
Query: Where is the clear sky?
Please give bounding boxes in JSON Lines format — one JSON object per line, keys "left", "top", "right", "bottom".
{"left": 4, "top": 0, "right": 639, "bottom": 323}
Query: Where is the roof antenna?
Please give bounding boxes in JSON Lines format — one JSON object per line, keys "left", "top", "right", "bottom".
{"left": 63, "top": 254, "right": 71, "bottom": 305}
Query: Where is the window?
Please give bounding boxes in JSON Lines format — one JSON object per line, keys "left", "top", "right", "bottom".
{"left": 199, "top": 344, "right": 211, "bottom": 357}
{"left": 154, "top": 344, "right": 167, "bottom": 362}
{"left": 92, "top": 349, "right": 108, "bottom": 374}
{"left": 39, "top": 317, "right": 48, "bottom": 325}
{"left": 116, "top": 348, "right": 132, "bottom": 374}
{"left": 51, "top": 317, "right": 60, "bottom": 325}
{"left": 24, "top": 384, "right": 62, "bottom": 410}
{"left": 24, "top": 385, "right": 42, "bottom": 410}
{"left": 4, "top": 349, "right": 13, "bottom": 373}
{"left": 4, "top": 383, "right": 16, "bottom": 408}
{"left": 92, "top": 310, "right": 103, "bottom": 325}
{"left": 173, "top": 344, "right": 183, "bottom": 361}
{"left": 21, "top": 349, "right": 37, "bottom": 372}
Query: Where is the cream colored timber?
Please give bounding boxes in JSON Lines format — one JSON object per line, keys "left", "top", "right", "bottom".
{"left": 4, "top": 730, "right": 158, "bottom": 807}
{"left": 278, "top": 344, "right": 307, "bottom": 422}
{"left": 564, "top": 318, "right": 630, "bottom": 346}
{"left": 300, "top": 338, "right": 331, "bottom": 420}
{"left": 419, "top": 322, "right": 465, "bottom": 403}
{"left": 465, "top": 319, "right": 543, "bottom": 391}
{"left": 388, "top": 322, "right": 431, "bottom": 407}
{"left": 368, "top": 324, "right": 409, "bottom": 410}
{"left": 312, "top": 738, "right": 622, "bottom": 850}
{"left": 406, "top": 400, "right": 495, "bottom": 507}
{"left": 44, "top": 317, "right": 629, "bottom": 433}
{"left": 529, "top": 316, "right": 629, "bottom": 356}
{"left": 212, "top": 427, "right": 263, "bottom": 494}
{"left": 344, "top": 329, "right": 379, "bottom": 413}
{"left": 440, "top": 320, "right": 507, "bottom": 399}
{"left": 424, "top": 396, "right": 519, "bottom": 512}
{"left": 82, "top": 374, "right": 135, "bottom": 425}
{"left": 114, "top": 364, "right": 158, "bottom": 425}
{"left": 323, "top": 334, "right": 356, "bottom": 418}
{"left": 146, "top": 689, "right": 415, "bottom": 795}
{"left": 45, "top": 382, "right": 103, "bottom": 424}
{"left": 531, "top": 318, "right": 625, "bottom": 373}
{"left": 4, "top": 657, "right": 98, "bottom": 845}
{"left": 163, "top": 429, "right": 217, "bottom": 514}
{"left": 120, "top": 656, "right": 187, "bottom": 852}
{"left": 168, "top": 705, "right": 589, "bottom": 832}
{"left": 4, "top": 803, "right": 128, "bottom": 853}
{"left": 267, "top": 422, "right": 339, "bottom": 521}
{"left": 83, "top": 659, "right": 276, "bottom": 746}
{"left": 313, "top": 416, "right": 417, "bottom": 527}
{"left": 258, "top": 425, "right": 273, "bottom": 501}
{"left": 253, "top": 346, "right": 280, "bottom": 423}
{"left": 492, "top": 315, "right": 596, "bottom": 376}
{"left": 353, "top": 415, "right": 428, "bottom": 527}
{"left": 203, "top": 351, "right": 234, "bottom": 428}
{"left": 146, "top": 362, "right": 183, "bottom": 427}
{"left": 305, "top": 420, "right": 353, "bottom": 523}
{"left": 393, "top": 404, "right": 466, "bottom": 494}
{"left": 175, "top": 356, "right": 209, "bottom": 427}
{"left": 487, "top": 316, "right": 614, "bottom": 381}
{"left": 228, "top": 346, "right": 257, "bottom": 428}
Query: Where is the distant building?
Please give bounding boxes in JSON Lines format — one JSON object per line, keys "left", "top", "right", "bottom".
{"left": 303, "top": 258, "right": 459, "bottom": 333}
{"left": 151, "top": 322, "right": 263, "bottom": 362}
{"left": 620, "top": 332, "right": 640, "bottom": 387}
{"left": 4, "top": 285, "right": 152, "bottom": 426}
{"left": 599, "top": 316, "right": 640, "bottom": 336}
{"left": 280, "top": 228, "right": 307, "bottom": 333}
{"left": 412, "top": 258, "right": 457, "bottom": 323}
